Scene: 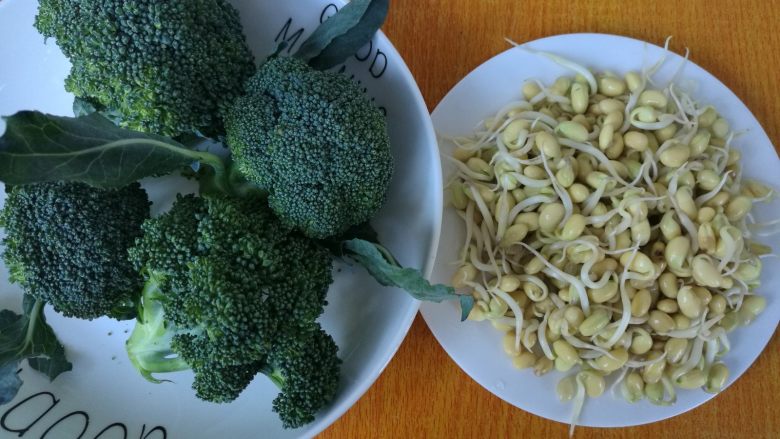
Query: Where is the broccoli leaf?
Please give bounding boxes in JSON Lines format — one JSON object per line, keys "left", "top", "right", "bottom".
{"left": 72, "top": 97, "right": 127, "bottom": 128}
{"left": 73, "top": 96, "right": 98, "bottom": 117}
{"left": 0, "top": 295, "right": 72, "bottom": 406}
{"left": 343, "top": 239, "right": 474, "bottom": 321}
{"left": 0, "top": 111, "right": 219, "bottom": 188}
{"left": 320, "top": 222, "right": 380, "bottom": 255}
{"left": 0, "top": 363, "right": 22, "bottom": 405}
{"left": 296, "top": 0, "right": 389, "bottom": 70}
{"left": 73, "top": 98, "right": 209, "bottom": 149}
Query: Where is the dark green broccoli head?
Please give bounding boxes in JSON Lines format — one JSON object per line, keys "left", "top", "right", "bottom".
{"left": 172, "top": 255, "right": 276, "bottom": 363}
{"left": 264, "top": 323, "right": 341, "bottom": 429}
{"left": 190, "top": 360, "right": 263, "bottom": 404}
{"left": 126, "top": 193, "right": 334, "bottom": 404}
{"left": 34, "top": 0, "right": 256, "bottom": 137}
{"left": 171, "top": 331, "right": 262, "bottom": 403}
{"left": 130, "top": 194, "right": 333, "bottom": 351}
{"left": 0, "top": 181, "right": 150, "bottom": 319}
{"left": 128, "top": 194, "right": 205, "bottom": 296}
{"left": 224, "top": 56, "right": 394, "bottom": 239}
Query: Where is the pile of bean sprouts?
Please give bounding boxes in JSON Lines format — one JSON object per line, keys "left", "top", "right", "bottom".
{"left": 443, "top": 39, "right": 775, "bottom": 435}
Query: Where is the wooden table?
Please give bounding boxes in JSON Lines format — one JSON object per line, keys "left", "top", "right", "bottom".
{"left": 320, "top": 0, "right": 780, "bottom": 437}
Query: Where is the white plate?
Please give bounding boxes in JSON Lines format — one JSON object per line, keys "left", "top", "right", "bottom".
{"left": 423, "top": 33, "right": 780, "bottom": 428}
{"left": 0, "top": 1, "right": 440, "bottom": 438}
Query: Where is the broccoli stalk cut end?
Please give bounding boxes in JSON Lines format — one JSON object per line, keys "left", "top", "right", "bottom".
{"left": 125, "top": 275, "right": 189, "bottom": 383}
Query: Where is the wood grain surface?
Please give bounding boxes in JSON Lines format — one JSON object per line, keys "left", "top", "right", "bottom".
{"left": 320, "top": 0, "right": 780, "bottom": 438}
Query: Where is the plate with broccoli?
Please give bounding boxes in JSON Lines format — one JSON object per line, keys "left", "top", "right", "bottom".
{"left": 0, "top": 0, "right": 465, "bottom": 437}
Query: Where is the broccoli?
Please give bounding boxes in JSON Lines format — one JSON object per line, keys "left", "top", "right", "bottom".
{"left": 0, "top": 181, "right": 150, "bottom": 320}
{"left": 263, "top": 324, "right": 341, "bottom": 429}
{"left": 223, "top": 56, "right": 394, "bottom": 239}
{"left": 125, "top": 273, "right": 263, "bottom": 403}
{"left": 125, "top": 193, "right": 340, "bottom": 419}
{"left": 34, "top": 0, "right": 256, "bottom": 138}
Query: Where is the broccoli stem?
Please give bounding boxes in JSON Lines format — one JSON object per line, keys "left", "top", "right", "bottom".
{"left": 126, "top": 275, "right": 189, "bottom": 383}
{"left": 259, "top": 363, "right": 286, "bottom": 389}
{"left": 20, "top": 299, "right": 45, "bottom": 354}
{"left": 188, "top": 150, "right": 259, "bottom": 199}
{"left": 190, "top": 150, "right": 233, "bottom": 196}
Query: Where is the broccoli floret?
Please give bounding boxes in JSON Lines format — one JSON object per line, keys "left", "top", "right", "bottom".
{"left": 126, "top": 280, "right": 262, "bottom": 404}
{"left": 190, "top": 360, "right": 263, "bottom": 404}
{"left": 263, "top": 324, "right": 341, "bottom": 429}
{"left": 34, "top": 0, "right": 256, "bottom": 138}
{"left": 127, "top": 194, "right": 205, "bottom": 296}
{"left": 224, "top": 56, "right": 394, "bottom": 239}
{"left": 0, "top": 181, "right": 150, "bottom": 320}
{"left": 126, "top": 193, "right": 336, "bottom": 408}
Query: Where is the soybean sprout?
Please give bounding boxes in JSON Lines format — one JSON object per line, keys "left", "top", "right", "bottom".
{"left": 444, "top": 40, "right": 776, "bottom": 436}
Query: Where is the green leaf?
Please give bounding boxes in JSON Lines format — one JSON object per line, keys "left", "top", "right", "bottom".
{"left": 0, "top": 295, "right": 72, "bottom": 406}
{"left": 0, "top": 111, "right": 223, "bottom": 189}
{"left": 295, "top": 0, "right": 371, "bottom": 62}
{"left": 343, "top": 239, "right": 474, "bottom": 321}
{"left": 72, "top": 97, "right": 98, "bottom": 117}
{"left": 296, "top": 0, "right": 389, "bottom": 70}
{"left": 72, "top": 97, "right": 127, "bottom": 127}
{"left": 73, "top": 98, "right": 207, "bottom": 146}
{"left": 320, "top": 222, "right": 380, "bottom": 256}
{"left": 0, "top": 362, "right": 22, "bottom": 405}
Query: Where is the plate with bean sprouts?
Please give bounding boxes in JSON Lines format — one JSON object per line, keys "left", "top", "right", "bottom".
{"left": 422, "top": 33, "right": 780, "bottom": 431}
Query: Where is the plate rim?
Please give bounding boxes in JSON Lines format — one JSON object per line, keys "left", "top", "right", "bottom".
{"left": 422, "top": 31, "right": 780, "bottom": 429}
